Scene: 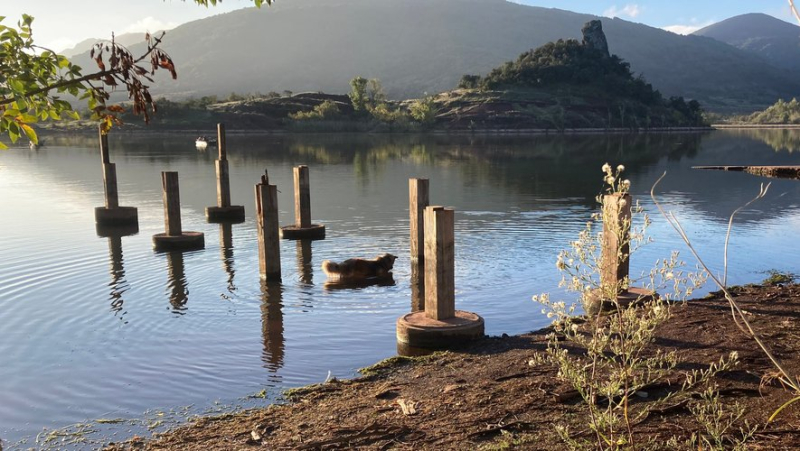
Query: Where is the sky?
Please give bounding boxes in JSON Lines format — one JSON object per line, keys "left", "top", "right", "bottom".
{"left": 2, "top": 0, "right": 798, "bottom": 53}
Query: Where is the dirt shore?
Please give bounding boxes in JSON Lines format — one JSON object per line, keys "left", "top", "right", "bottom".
{"left": 106, "top": 283, "right": 800, "bottom": 450}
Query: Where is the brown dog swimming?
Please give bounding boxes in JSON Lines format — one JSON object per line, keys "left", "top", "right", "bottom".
{"left": 322, "top": 253, "right": 397, "bottom": 282}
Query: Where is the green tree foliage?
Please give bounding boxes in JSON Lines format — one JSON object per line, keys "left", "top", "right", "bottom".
{"left": 409, "top": 95, "right": 438, "bottom": 125}
{"left": 289, "top": 100, "right": 341, "bottom": 120}
{"left": 746, "top": 98, "right": 800, "bottom": 124}
{"left": 1, "top": 0, "right": 269, "bottom": 146}
{"left": 349, "top": 76, "right": 369, "bottom": 112}
{"left": 457, "top": 74, "right": 481, "bottom": 90}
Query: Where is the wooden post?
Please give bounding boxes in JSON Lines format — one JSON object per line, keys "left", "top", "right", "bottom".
{"left": 214, "top": 124, "right": 231, "bottom": 208}
{"left": 409, "top": 178, "right": 430, "bottom": 263}
{"left": 601, "top": 193, "right": 631, "bottom": 296}
{"left": 217, "top": 123, "right": 227, "bottom": 161}
{"left": 294, "top": 165, "right": 311, "bottom": 228}
{"left": 411, "top": 261, "right": 425, "bottom": 312}
{"left": 99, "top": 125, "right": 110, "bottom": 164}
{"left": 103, "top": 163, "right": 119, "bottom": 208}
{"left": 215, "top": 160, "right": 231, "bottom": 208}
{"left": 257, "top": 180, "right": 281, "bottom": 280}
{"left": 424, "top": 206, "right": 455, "bottom": 320}
{"left": 162, "top": 172, "right": 182, "bottom": 236}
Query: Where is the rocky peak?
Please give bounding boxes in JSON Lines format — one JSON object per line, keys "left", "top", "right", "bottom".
{"left": 581, "top": 20, "right": 609, "bottom": 57}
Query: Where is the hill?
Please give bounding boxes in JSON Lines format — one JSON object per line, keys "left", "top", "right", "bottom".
{"left": 60, "top": 32, "right": 154, "bottom": 58}
{"left": 694, "top": 13, "right": 800, "bottom": 73}
{"left": 70, "top": 0, "right": 800, "bottom": 113}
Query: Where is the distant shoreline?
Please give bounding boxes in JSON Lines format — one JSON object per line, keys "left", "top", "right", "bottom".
{"left": 712, "top": 123, "right": 800, "bottom": 129}
{"left": 38, "top": 125, "right": 716, "bottom": 137}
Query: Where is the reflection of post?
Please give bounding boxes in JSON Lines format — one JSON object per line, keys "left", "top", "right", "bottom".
{"left": 424, "top": 206, "right": 455, "bottom": 320}
{"left": 166, "top": 251, "right": 189, "bottom": 311}
{"left": 260, "top": 280, "right": 285, "bottom": 372}
{"left": 410, "top": 260, "right": 425, "bottom": 312}
{"left": 107, "top": 235, "right": 125, "bottom": 312}
{"left": 409, "top": 178, "right": 430, "bottom": 263}
{"left": 296, "top": 240, "right": 313, "bottom": 285}
{"left": 219, "top": 223, "right": 235, "bottom": 291}
{"left": 601, "top": 193, "right": 631, "bottom": 296}
{"left": 256, "top": 177, "right": 281, "bottom": 281}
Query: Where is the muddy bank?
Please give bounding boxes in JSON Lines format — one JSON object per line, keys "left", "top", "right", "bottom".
{"left": 107, "top": 283, "right": 800, "bottom": 450}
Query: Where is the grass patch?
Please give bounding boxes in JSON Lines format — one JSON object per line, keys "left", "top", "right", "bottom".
{"left": 762, "top": 270, "right": 796, "bottom": 286}
{"left": 357, "top": 352, "right": 447, "bottom": 377}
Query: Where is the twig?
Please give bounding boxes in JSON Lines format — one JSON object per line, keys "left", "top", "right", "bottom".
{"left": 650, "top": 172, "right": 800, "bottom": 395}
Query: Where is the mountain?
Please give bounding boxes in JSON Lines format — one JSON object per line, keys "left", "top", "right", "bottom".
{"left": 71, "top": 0, "right": 800, "bottom": 113}
{"left": 694, "top": 13, "right": 800, "bottom": 73}
{"left": 60, "top": 32, "right": 160, "bottom": 58}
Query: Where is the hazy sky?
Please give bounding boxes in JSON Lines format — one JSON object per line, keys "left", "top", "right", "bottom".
{"left": 3, "top": 0, "right": 797, "bottom": 53}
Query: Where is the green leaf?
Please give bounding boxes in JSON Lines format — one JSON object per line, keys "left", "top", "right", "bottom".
{"left": 20, "top": 123, "right": 36, "bottom": 144}
{"left": 0, "top": 141, "right": 8, "bottom": 150}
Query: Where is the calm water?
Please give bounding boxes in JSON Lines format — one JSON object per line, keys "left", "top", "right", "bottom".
{"left": 1, "top": 130, "right": 799, "bottom": 447}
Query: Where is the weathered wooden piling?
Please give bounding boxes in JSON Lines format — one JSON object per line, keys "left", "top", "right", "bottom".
{"left": 397, "top": 206, "right": 484, "bottom": 352}
{"left": 410, "top": 261, "right": 425, "bottom": 313}
{"left": 586, "top": 192, "right": 655, "bottom": 315}
{"left": 409, "top": 178, "right": 430, "bottom": 263}
{"left": 256, "top": 175, "right": 282, "bottom": 281}
{"left": 152, "top": 172, "right": 205, "bottom": 251}
{"left": 205, "top": 123, "right": 245, "bottom": 223}
{"left": 601, "top": 192, "right": 631, "bottom": 296}
{"left": 94, "top": 126, "right": 138, "bottom": 226}
{"left": 280, "top": 165, "right": 326, "bottom": 240}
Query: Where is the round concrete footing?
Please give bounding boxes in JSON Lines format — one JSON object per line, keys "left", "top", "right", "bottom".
{"left": 152, "top": 232, "right": 205, "bottom": 251}
{"left": 95, "top": 206, "right": 138, "bottom": 226}
{"left": 396, "top": 310, "right": 484, "bottom": 351}
{"left": 205, "top": 205, "right": 245, "bottom": 223}
{"left": 280, "top": 224, "right": 326, "bottom": 240}
{"left": 585, "top": 287, "right": 659, "bottom": 316}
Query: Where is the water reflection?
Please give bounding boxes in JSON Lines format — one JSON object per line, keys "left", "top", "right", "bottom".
{"left": 106, "top": 236, "right": 127, "bottom": 316}
{"left": 165, "top": 252, "right": 189, "bottom": 313}
{"left": 322, "top": 274, "right": 396, "bottom": 291}
{"left": 296, "top": 240, "right": 313, "bottom": 285}
{"left": 260, "top": 281, "right": 285, "bottom": 372}
{"left": 219, "top": 223, "right": 236, "bottom": 294}
{"left": 96, "top": 224, "right": 138, "bottom": 321}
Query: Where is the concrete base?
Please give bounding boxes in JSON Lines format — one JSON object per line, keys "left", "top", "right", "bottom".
{"left": 96, "top": 222, "right": 139, "bottom": 238}
{"left": 585, "top": 287, "right": 659, "bottom": 316}
{"left": 396, "top": 310, "right": 484, "bottom": 351}
{"left": 152, "top": 232, "right": 205, "bottom": 251}
{"left": 95, "top": 206, "right": 138, "bottom": 226}
{"left": 280, "top": 224, "right": 326, "bottom": 240}
{"left": 205, "top": 205, "right": 245, "bottom": 223}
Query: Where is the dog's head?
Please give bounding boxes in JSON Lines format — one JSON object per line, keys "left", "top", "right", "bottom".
{"left": 379, "top": 253, "right": 397, "bottom": 270}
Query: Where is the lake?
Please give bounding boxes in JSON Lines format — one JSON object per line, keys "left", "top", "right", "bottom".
{"left": 1, "top": 129, "right": 799, "bottom": 447}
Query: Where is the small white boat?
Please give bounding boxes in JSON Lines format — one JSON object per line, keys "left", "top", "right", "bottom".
{"left": 195, "top": 136, "right": 217, "bottom": 150}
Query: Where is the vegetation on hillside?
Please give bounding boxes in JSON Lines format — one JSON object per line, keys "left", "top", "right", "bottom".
{"left": 446, "top": 35, "right": 706, "bottom": 130}
{"left": 744, "top": 98, "right": 800, "bottom": 124}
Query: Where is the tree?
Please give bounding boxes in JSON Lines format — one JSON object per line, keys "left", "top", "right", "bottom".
{"left": 349, "top": 76, "right": 368, "bottom": 112}
{"left": 1, "top": 0, "right": 271, "bottom": 148}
